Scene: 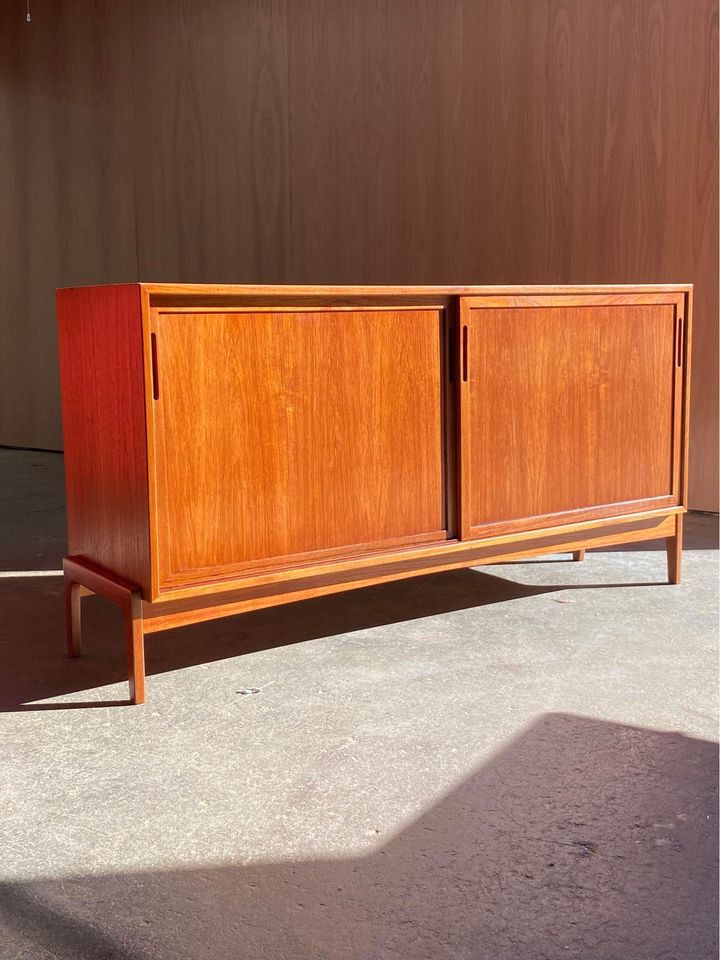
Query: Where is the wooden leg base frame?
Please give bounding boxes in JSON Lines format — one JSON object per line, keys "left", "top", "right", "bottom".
{"left": 63, "top": 510, "right": 685, "bottom": 704}
{"left": 63, "top": 557, "right": 146, "bottom": 704}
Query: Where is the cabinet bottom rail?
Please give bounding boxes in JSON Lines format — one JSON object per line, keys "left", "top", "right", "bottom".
{"left": 63, "top": 510, "right": 684, "bottom": 704}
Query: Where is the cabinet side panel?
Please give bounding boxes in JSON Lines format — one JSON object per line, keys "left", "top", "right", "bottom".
{"left": 57, "top": 285, "right": 151, "bottom": 593}
{"left": 681, "top": 289, "right": 693, "bottom": 506}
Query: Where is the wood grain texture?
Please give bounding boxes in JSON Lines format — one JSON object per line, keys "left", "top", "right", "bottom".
{"left": 1, "top": 1, "right": 716, "bottom": 509}
{"left": 461, "top": 300, "right": 679, "bottom": 536}
{"left": 57, "top": 282, "right": 688, "bottom": 604}
{"left": 65, "top": 580, "right": 83, "bottom": 658}
{"left": 286, "top": 0, "right": 716, "bottom": 508}
{"left": 142, "top": 283, "right": 689, "bottom": 298}
{"left": 130, "top": 0, "right": 290, "bottom": 283}
{"left": 57, "top": 285, "right": 151, "bottom": 593}
{"left": 515, "top": 0, "right": 718, "bottom": 509}
{"left": 666, "top": 512, "right": 683, "bottom": 585}
{"left": 0, "top": 1, "right": 137, "bottom": 449}
{"left": 57, "top": 281, "right": 691, "bottom": 702}
{"left": 150, "top": 308, "right": 447, "bottom": 588}
{"left": 140, "top": 512, "right": 678, "bottom": 634}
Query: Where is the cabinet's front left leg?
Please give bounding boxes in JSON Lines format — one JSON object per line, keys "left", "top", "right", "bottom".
{"left": 63, "top": 556, "right": 147, "bottom": 704}
{"left": 572, "top": 550, "right": 586, "bottom": 562}
{"left": 125, "top": 591, "right": 146, "bottom": 705}
{"left": 666, "top": 513, "right": 684, "bottom": 585}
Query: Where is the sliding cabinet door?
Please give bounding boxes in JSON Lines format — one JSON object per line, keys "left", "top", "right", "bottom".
{"left": 149, "top": 307, "right": 448, "bottom": 591}
{"left": 459, "top": 294, "right": 687, "bottom": 539}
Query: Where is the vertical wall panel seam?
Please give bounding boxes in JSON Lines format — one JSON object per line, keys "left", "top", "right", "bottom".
{"left": 285, "top": 0, "right": 294, "bottom": 281}
{"left": 129, "top": 0, "right": 141, "bottom": 282}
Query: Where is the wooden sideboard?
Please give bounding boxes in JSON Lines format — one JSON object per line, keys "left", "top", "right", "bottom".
{"left": 57, "top": 283, "right": 692, "bottom": 703}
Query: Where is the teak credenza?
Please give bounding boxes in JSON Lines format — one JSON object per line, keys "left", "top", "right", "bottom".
{"left": 57, "top": 283, "right": 692, "bottom": 704}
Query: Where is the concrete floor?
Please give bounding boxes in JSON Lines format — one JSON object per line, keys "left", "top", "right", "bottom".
{"left": 0, "top": 448, "right": 717, "bottom": 960}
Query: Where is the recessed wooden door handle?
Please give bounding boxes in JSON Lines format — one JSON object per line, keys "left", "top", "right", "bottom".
{"left": 676, "top": 316, "right": 683, "bottom": 368}
{"left": 462, "top": 325, "right": 468, "bottom": 381}
{"left": 151, "top": 333, "right": 160, "bottom": 400}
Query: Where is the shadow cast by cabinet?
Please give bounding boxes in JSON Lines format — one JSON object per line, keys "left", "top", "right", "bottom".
{"left": 1, "top": 562, "right": 671, "bottom": 712}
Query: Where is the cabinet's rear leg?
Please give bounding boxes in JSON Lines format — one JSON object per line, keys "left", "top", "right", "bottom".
{"left": 125, "top": 592, "right": 146, "bottom": 705}
{"left": 666, "top": 514, "right": 683, "bottom": 584}
{"left": 572, "top": 550, "right": 586, "bottom": 562}
{"left": 65, "top": 578, "right": 83, "bottom": 658}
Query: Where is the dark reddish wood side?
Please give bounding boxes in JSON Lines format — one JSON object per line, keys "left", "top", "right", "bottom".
{"left": 57, "top": 284, "right": 152, "bottom": 595}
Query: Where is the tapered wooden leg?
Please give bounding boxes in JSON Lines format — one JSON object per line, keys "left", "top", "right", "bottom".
{"left": 125, "top": 592, "right": 146, "bottom": 705}
{"left": 666, "top": 513, "right": 683, "bottom": 584}
{"left": 65, "top": 578, "right": 83, "bottom": 658}
{"left": 572, "top": 549, "right": 586, "bottom": 562}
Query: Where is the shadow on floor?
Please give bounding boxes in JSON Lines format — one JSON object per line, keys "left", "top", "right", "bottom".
{"left": 0, "top": 565, "right": 670, "bottom": 712}
{"left": 1, "top": 449, "right": 716, "bottom": 709}
{"left": 0, "top": 712, "right": 716, "bottom": 959}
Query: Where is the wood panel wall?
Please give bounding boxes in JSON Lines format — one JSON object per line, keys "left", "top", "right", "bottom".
{"left": 1, "top": 0, "right": 717, "bottom": 509}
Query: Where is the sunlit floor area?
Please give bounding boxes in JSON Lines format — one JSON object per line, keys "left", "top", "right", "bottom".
{"left": 1, "top": 448, "right": 718, "bottom": 960}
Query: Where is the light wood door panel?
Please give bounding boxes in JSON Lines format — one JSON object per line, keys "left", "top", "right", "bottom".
{"left": 459, "top": 297, "right": 683, "bottom": 538}
{"left": 150, "top": 309, "right": 447, "bottom": 588}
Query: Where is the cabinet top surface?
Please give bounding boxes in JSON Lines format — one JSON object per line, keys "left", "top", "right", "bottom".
{"left": 58, "top": 282, "right": 692, "bottom": 297}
